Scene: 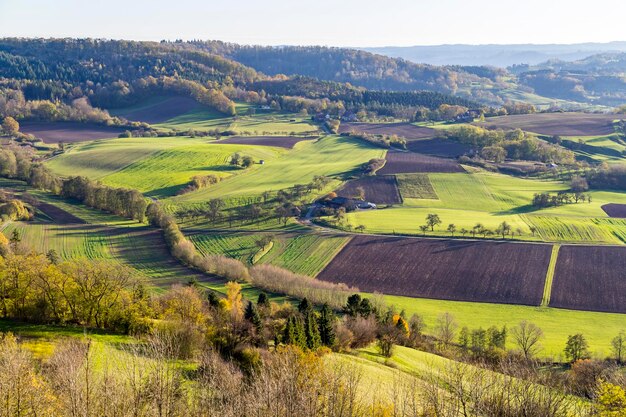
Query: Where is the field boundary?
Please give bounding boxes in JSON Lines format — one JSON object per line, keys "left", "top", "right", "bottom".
{"left": 541, "top": 244, "right": 560, "bottom": 307}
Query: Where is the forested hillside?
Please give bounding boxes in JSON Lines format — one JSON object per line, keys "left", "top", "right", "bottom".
{"left": 0, "top": 38, "right": 484, "bottom": 122}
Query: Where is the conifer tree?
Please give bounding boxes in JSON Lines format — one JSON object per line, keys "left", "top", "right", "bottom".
{"left": 257, "top": 292, "right": 269, "bottom": 308}
{"left": 244, "top": 301, "right": 262, "bottom": 331}
{"left": 298, "top": 297, "right": 312, "bottom": 314}
{"left": 304, "top": 311, "right": 321, "bottom": 350}
{"left": 318, "top": 303, "right": 336, "bottom": 347}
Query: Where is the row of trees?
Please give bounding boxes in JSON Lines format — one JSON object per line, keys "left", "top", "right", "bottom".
{"left": 418, "top": 213, "right": 525, "bottom": 239}
{"left": 0, "top": 146, "right": 147, "bottom": 221}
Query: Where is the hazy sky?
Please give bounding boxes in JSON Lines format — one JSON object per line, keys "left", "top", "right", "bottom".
{"left": 1, "top": 0, "right": 625, "bottom": 47}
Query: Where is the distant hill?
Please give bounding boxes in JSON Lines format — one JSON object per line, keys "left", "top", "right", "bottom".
{"left": 361, "top": 42, "right": 626, "bottom": 67}
{"left": 511, "top": 52, "right": 626, "bottom": 106}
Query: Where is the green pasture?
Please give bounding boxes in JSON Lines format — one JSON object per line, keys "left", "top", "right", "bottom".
{"left": 176, "top": 135, "right": 386, "bottom": 202}
{"left": 376, "top": 293, "right": 626, "bottom": 359}
{"left": 46, "top": 136, "right": 285, "bottom": 197}
{"left": 154, "top": 106, "right": 319, "bottom": 135}
{"left": 341, "top": 171, "right": 626, "bottom": 244}
{"left": 190, "top": 231, "right": 350, "bottom": 276}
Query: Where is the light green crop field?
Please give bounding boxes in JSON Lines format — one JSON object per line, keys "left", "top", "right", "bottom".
{"left": 1, "top": 222, "right": 114, "bottom": 260}
{"left": 341, "top": 170, "right": 626, "bottom": 244}
{"left": 396, "top": 173, "right": 438, "bottom": 199}
{"left": 190, "top": 231, "right": 350, "bottom": 276}
{"left": 376, "top": 293, "right": 626, "bottom": 359}
{"left": 176, "top": 135, "right": 386, "bottom": 203}
{"left": 259, "top": 233, "right": 350, "bottom": 276}
{"left": 154, "top": 107, "right": 319, "bottom": 135}
{"left": 47, "top": 136, "right": 285, "bottom": 197}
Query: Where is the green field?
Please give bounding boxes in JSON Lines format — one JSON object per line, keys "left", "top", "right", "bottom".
{"left": 342, "top": 171, "right": 626, "bottom": 244}
{"left": 176, "top": 135, "right": 386, "bottom": 202}
{"left": 154, "top": 107, "right": 319, "bottom": 135}
{"left": 376, "top": 293, "right": 626, "bottom": 359}
{"left": 47, "top": 137, "right": 285, "bottom": 197}
{"left": 396, "top": 173, "right": 438, "bottom": 199}
{"left": 190, "top": 231, "right": 350, "bottom": 276}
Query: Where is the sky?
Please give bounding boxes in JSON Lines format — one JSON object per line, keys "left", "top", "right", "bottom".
{"left": 1, "top": 0, "right": 625, "bottom": 47}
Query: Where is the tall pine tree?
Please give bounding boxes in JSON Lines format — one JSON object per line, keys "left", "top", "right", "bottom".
{"left": 304, "top": 311, "right": 321, "bottom": 350}
{"left": 283, "top": 315, "right": 307, "bottom": 349}
{"left": 318, "top": 303, "right": 336, "bottom": 347}
{"left": 244, "top": 301, "right": 262, "bottom": 332}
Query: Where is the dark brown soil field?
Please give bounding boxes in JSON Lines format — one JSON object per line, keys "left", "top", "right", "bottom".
{"left": 337, "top": 176, "right": 402, "bottom": 204}
{"left": 36, "top": 202, "right": 86, "bottom": 224}
{"left": 20, "top": 121, "right": 126, "bottom": 143}
{"left": 318, "top": 236, "right": 551, "bottom": 305}
{"left": 601, "top": 203, "right": 626, "bottom": 218}
{"left": 339, "top": 122, "right": 436, "bottom": 139}
{"left": 215, "top": 136, "right": 317, "bottom": 149}
{"left": 475, "top": 113, "right": 619, "bottom": 136}
{"left": 113, "top": 96, "right": 200, "bottom": 124}
{"left": 406, "top": 138, "right": 472, "bottom": 157}
{"left": 550, "top": 245, "right": 626, "bottom": 314}
{"left": 377, "top": 151, "right": 465, "bottom": 175}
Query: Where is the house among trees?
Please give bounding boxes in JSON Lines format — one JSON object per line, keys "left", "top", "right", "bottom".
{"left": 324, "top": 196, "right": 376, "bottom": 211}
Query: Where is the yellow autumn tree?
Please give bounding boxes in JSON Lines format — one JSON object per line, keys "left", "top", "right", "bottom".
{"left": 596, "top": 382, "right": 626, "bottom": 416}
{"left": 225, "top": 281, "right": 243, "bottom": 321}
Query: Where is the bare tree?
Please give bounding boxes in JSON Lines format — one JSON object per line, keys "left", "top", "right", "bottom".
{"left": 611, "top": 330, "right": 626, "bottom": 364}
{"left": 435, "top": 312, "right": 458, "bottom": 348}
{"left": 511, "top": 320, "right": 544, "bottom": 360}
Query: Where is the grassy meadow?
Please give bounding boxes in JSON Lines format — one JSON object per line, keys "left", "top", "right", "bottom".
{"left": 342, "top": 170, "right": 626, "bottom": 244}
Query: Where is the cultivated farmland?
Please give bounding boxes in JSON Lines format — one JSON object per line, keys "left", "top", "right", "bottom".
{"left": 602, "top": 203, "right": 626, "bottom": 218}
{"left": 475, "top": 112, "right": 620, "bottom": 136}
{"left": 111, "top": 96, "right": 200, "bottom": 124}
{"left": 377, "top": 150, "right": 465, "bottom": 174}
{"left": 35, "top": 201, "right": 86, "bottom": 224}
{"left": 396, "top": 173, "right": 438, "bottom": 199}
{"left": 406, "top": 138, "right": 471, "bottom": 157}
{"left": 338, "top": 122, "right": 436, "bottom": 139}
{"left": 214, "top": 135, "right": 317, "bottom": 148}
{"left": 190, "top": 231, "right": 350, "bottom": 276}
{"left": 551, "top": 245, "right": 626, "bottom": 314}
{"left": 20, "top": 121, "right": 126, "bottom": 143}
{"left": 318, "top": 235, "right": 552, "bottom": 305}
{"left": 337, "top": 175, "right": 402, "bottom": 204}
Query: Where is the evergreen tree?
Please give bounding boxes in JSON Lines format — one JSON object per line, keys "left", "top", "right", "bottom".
{"left": 244, "top": 301, "right": 262, "bottom": 331}
{"left": 283, "top": 316, "right": 307, "bottom": 349}
{"left": 318, "top": 303, "right": 336, "bottom": 347}
{"left": 459, "top": 327, "right": 470, "bottom": 348}
{"left": 359, "top": 298, "right": 373, "bottom": 317}
{"left": 304, "top": 311, "right": 321, "bottom": 350}
{"left": 257, "top": 292, "right": 269, "bottom": 308}
{"left": 207, "top": 291, "right": 220, "bottom": 308}
{"left": 298, "top": 297, "right": 312, "bottom": 314}
{"left": 345, "top": 294, "right": 362, "bottom": 317}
